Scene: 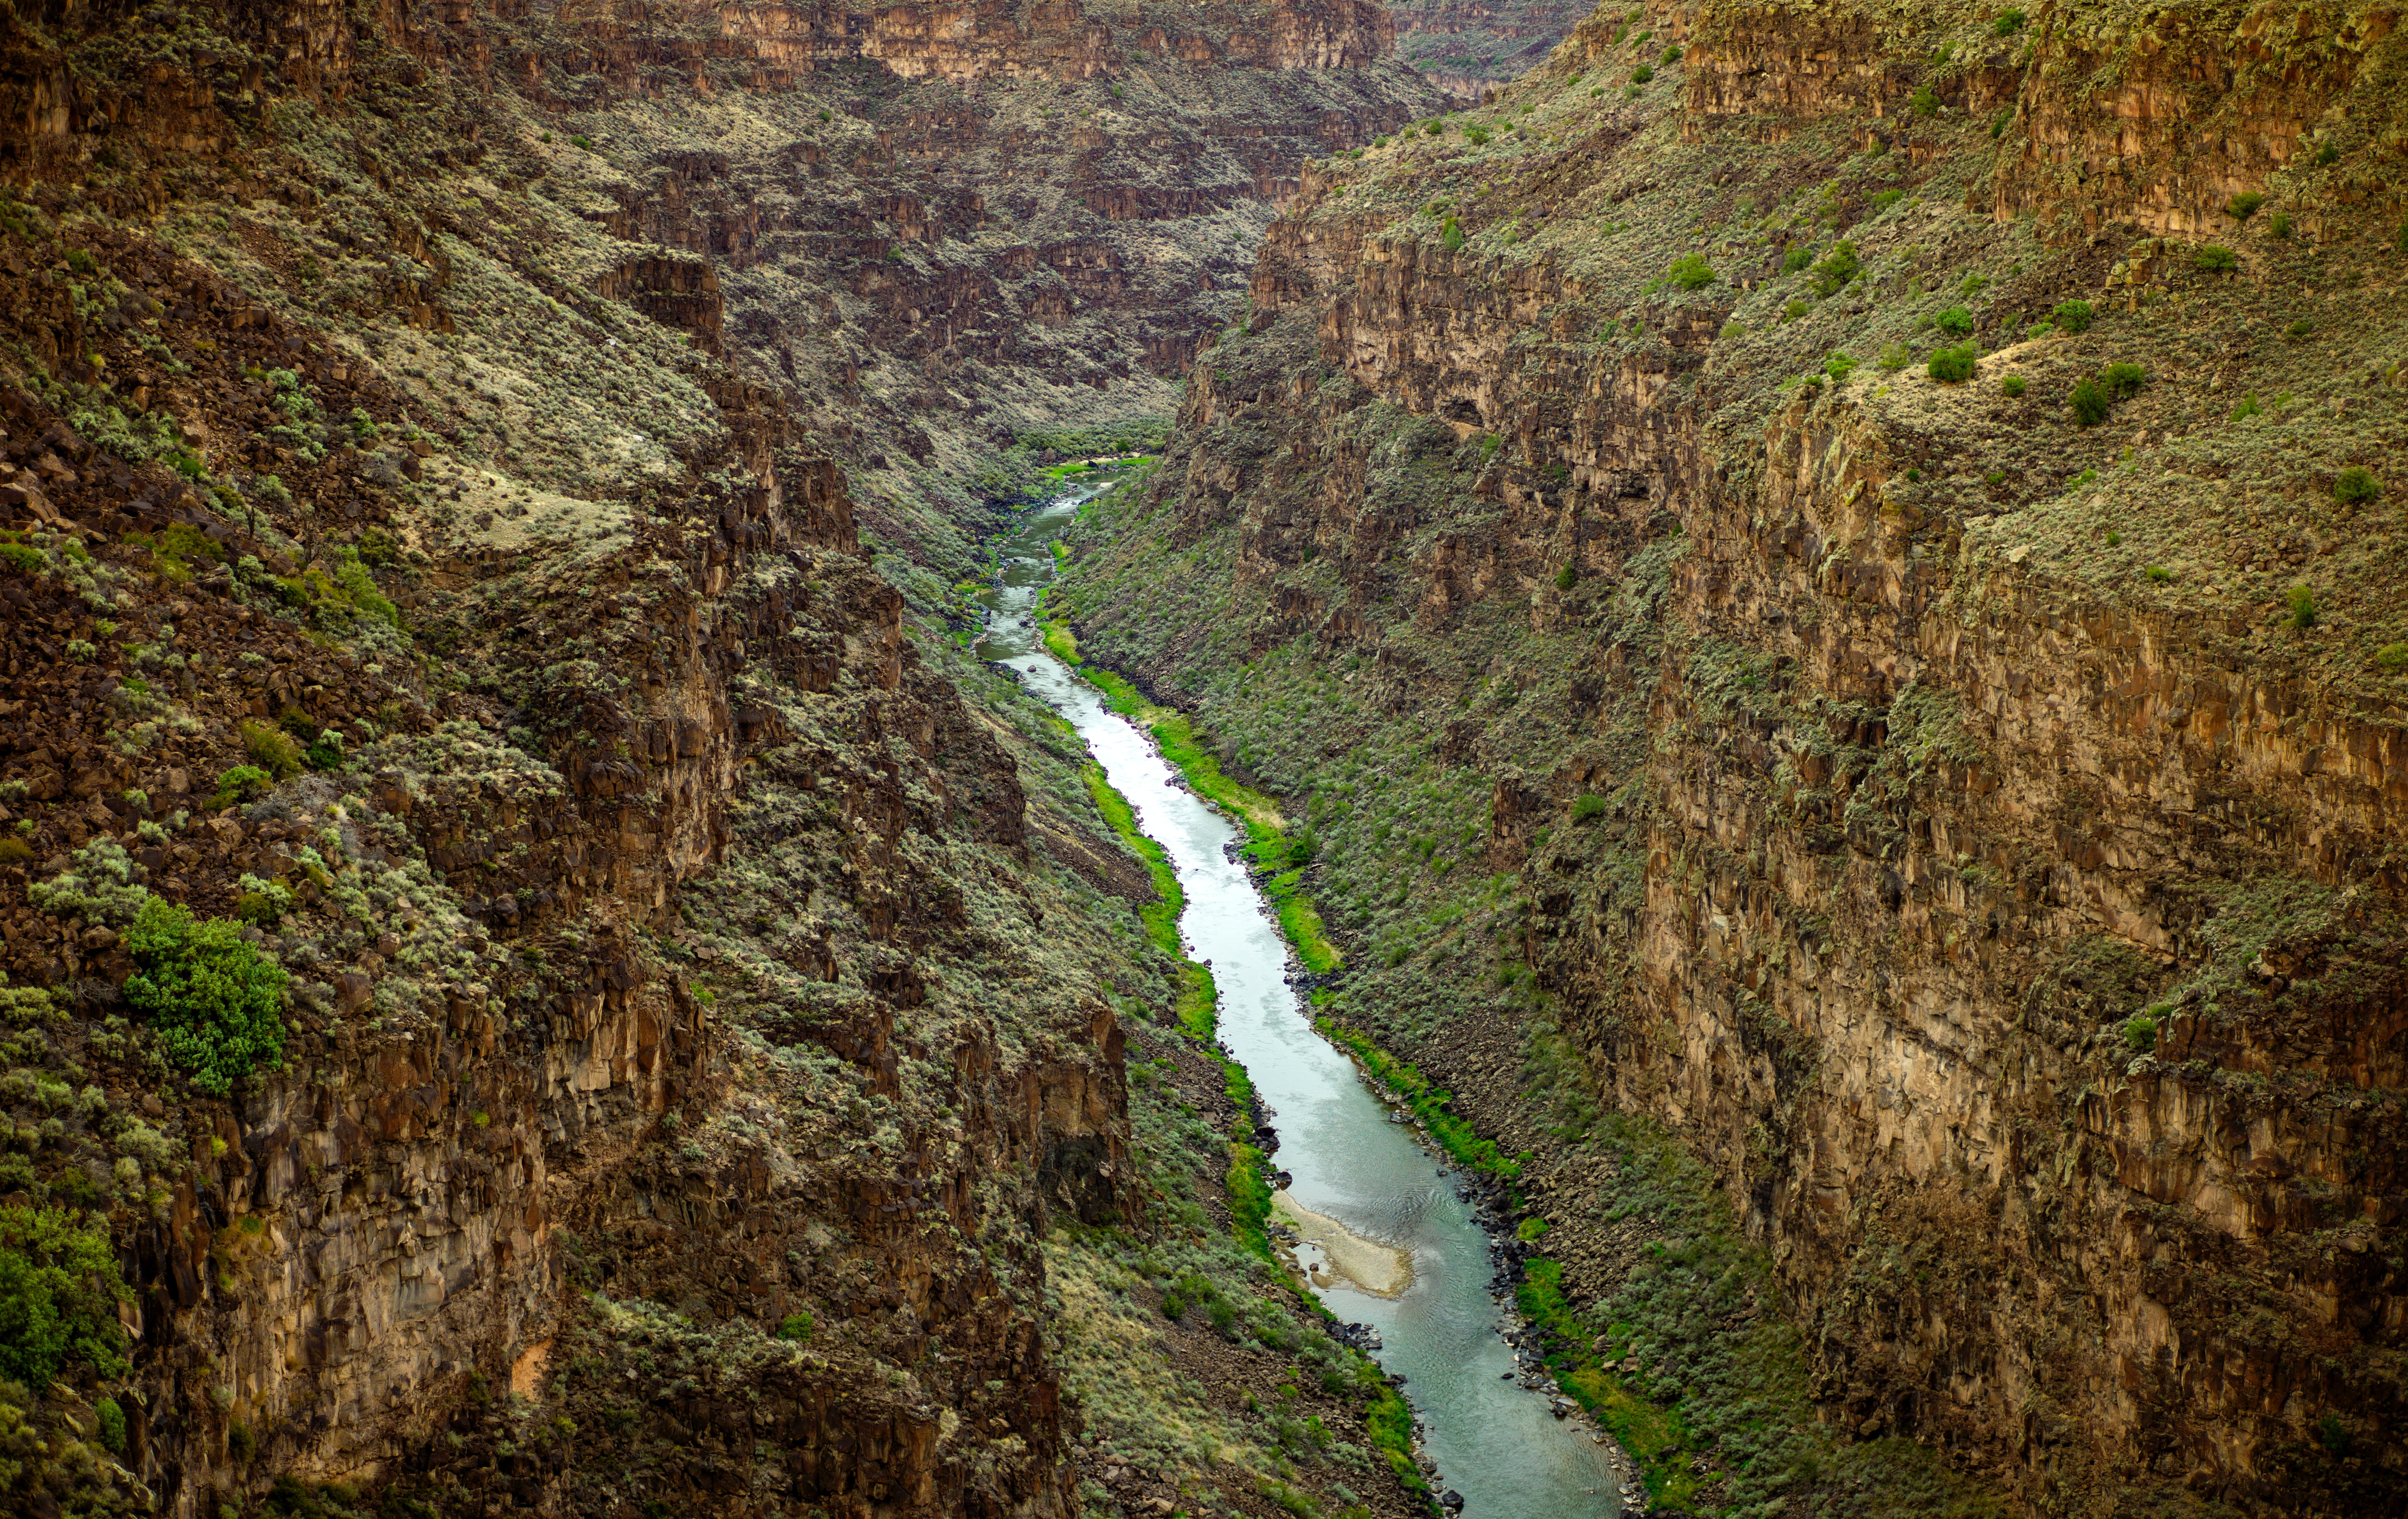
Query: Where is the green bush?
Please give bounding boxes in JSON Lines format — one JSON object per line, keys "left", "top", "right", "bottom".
{"left": 2144, "top": 565, "right": 2173, "bottom": 583}
{"left": 1555, "top": 563, "right": 1578, "bottom": 591}
{"left": 1910, "top": 85, "right": 1938, "bottom": 115}
{"left": 233, "top": 874, "right": 296, "bottom": 926}
{"left": 2100, "top": 362, "right": 2146, "bottom": 398}
{"left": 2070, "top": 377, "right": 2110, "bottom": 426}
{"left": 2317, "top": 1412, "right": 2352, "bottom": 1457}
{"left": 2335, "top": 466, "right": 2381, "bottom": 505}
{"left": 2226, "top": 191, "right": 2264, "bottom": 221}
{"left": 2315, "top": 140, "right": 2339, "bottom": 166}
{"left": 212, "top": 765, "right": 274, "bottom": 808}
{"left": 0, "top": 541, "right": 42, "bottom": 575}
{"left": 775, "top": 1310, "right": 815, "bottom": 1342}
{"left": 1824, "top": 351, "right": 1858, "bottom": 381}
{"left": 2287, "top": 585, "right": 2318, "bottom": 629}
{"left": 306, "top": 728, "right": 347, "bottom": 772}
{"left": 2374, "top": 644, "right": 2408, "bottom": 674}
{"left": 2001, "top": 375, "right": 2026, "bottom": 397}
{"left": 2230, "top": 393, "right": 2263, "bottom": 419}
{"left": 1933, "top": 305, "right": 1974, "bottom": 336}
{"left": 242, "top": 720, "right": 305, "bottom": 780}
{"left": 1782, "top": 247, "right": 1813, "bottom": 273}
{"left": 96, "top": 1397, "right": 126, "bottom": 1453}
{"left": 2051, "top": 298, "right": 2095, "bottom": 333}
{"left": 1465, "top": 126, "right": 1490, "bottom": 146}
{"left": 1877, "top": 340, "right": 1911, "bottom": 372}
{"left": 2195, "top": 243, "right": 2238, "bottom": 271}
{"left": 1631, "top": 64, "right": 1654, "bottom": 84}
{"left": 1570, "top": 794, "right": 1608, "bottom": 822}
{"left": 1995, "top": 7, "right": 2025, "bottom": 33}
{"left": 0, "top": 1205, "right": 129, "bottom": 1388}
{"left": 1808, "top": 241, "right": 1861, "bottom": 296}
{"left": 1667, "top": 254, "right": 1716, "bottom": 290}
{"left": 2269, "top": 212, "right": 2292, "bottom": 240}
{"left": 1927, "top": 345, "right": 1977, "bottom": 383}
{"left": 123, "top": 897, "right": 288, "bottom": 1096}
{"left": 1871, "top": 188, "right": 1904, "bottom": 213}
{"left": 2122, "top": 1015, "right": 2157, "bottom": 1052}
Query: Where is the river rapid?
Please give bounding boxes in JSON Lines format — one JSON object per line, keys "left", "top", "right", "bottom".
{"left": 976, "top": 482, "right": 1627, "bottom": 1519}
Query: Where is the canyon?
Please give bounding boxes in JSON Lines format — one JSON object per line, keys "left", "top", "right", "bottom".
{"left": 1, "top": 0, "right": 2403, "bottom": 1518}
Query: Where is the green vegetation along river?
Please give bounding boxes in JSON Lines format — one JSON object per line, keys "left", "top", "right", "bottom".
{"left": 978, "top": 485, "right": 1632, "bottom": 1518}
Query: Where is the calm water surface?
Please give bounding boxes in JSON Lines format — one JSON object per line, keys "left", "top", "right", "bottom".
{"left": 978, "top": 485, "right": 1624, "bottom": 1519}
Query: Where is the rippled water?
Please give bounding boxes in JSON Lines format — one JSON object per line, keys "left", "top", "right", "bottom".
{"left": 978, "top": 485, "right": 1624, "bottom": 1519}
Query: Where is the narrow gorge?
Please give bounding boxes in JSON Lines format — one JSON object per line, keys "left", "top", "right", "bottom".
{"left": 0, "top": 1, "right": 2401, "bottom": 1519}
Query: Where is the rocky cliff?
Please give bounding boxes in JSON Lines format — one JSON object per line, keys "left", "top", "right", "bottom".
{"left": 0, "top": 1, "right": 1436, "bottom": 1517}
{"left": 1053, "top": 0, "right": 2408, "bottom": 1513}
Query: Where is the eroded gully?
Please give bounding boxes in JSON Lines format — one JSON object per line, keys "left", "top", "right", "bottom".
{"left": 976, "top": 483, "right": 1630, "bottom": 1519}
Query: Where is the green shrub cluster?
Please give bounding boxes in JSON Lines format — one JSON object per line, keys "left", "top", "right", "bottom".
{"left": 0, "top": 1205, "right": 129, "bottom": 1388}
{"left": 124, "top": 898, "right": 288, "bottom": 1095}
{"left": 1927, "top": 345, "right": 1976, "bottom": 383}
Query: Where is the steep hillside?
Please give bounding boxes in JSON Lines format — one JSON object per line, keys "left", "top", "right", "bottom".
{"left": 1389, "top": 0, "right": 1600, "bottom": 99}
{"left": 1054, "top": 0, "right": 2408, "bottom": 1513}
{"left": 0, "top": 2, "right": 1441, "bottom": 1517}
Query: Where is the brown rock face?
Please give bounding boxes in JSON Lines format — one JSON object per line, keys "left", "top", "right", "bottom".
{"left": 1053, "top": 0, "right": 2408, "bottom": 1512}
{"left": 0, "top": 8, "right": 1164, "bottom": 1512}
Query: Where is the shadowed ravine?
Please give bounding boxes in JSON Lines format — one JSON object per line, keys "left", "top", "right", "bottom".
{"left": 979, "top": 487, "right": 1628, "bottom": 1518}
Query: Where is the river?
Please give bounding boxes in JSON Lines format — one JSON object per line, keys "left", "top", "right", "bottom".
{"left": 976, "top": 480, "right": 1627, "bottom": 1519}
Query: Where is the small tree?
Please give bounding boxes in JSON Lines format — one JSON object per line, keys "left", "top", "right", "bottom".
{"left": 1933, "top": 305, "right": 1974, "bottom": 336}
{"left": 2051, "top": 298, "right": 2095, "bottom": 333}
{"left": 2335, "top": 466, "right": 2381, "bottom": 505}
{"left": 2195, "top": 244, "right": 2238, "bottom": 272}
{"left": 1809, "top": 241, "right": 1861, "bottom": 297}
{"left": 1927, "top": 345, "right": 1977, "bottom": 383}
{"left": 2226, "top": 191, "right": 2265, "bottom": 221}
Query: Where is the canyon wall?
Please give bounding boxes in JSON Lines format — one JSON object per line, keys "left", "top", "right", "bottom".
{"left": 1055, "top": 0, "right": 2408, "bottom": 1512}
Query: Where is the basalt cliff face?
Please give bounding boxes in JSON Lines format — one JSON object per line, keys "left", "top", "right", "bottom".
{"left": 0, "top": 1, "right": 1440, "bottom": 1518}
{"left": 1056, "top": 0, "right": 2408, "bottom": 1513}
